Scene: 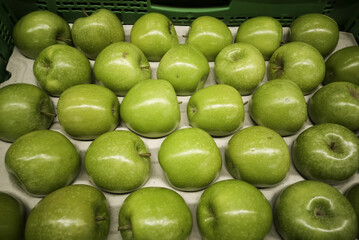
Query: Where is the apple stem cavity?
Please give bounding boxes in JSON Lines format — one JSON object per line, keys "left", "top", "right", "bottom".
{"left": 40, "top": 111, "right": 56, "bottom": 118}
{"left": 138, "top": 153, "right": 151, "bottom": 157}
{"left": 56, "top": 37, "right": 72, "bottom": 45}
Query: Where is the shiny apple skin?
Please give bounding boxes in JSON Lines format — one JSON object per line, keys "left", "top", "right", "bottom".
{"left": 292, "top": 123, "right": 359, "bottom": 184}
{"left": 130, "top": 12, "right": 178, "bottom": 62}
{"left": 225, "top": 126, "right": 290, "bottom": 187}
{"left": 12, "top": 10, "right": 71, "bottom": 59}
{"left": 57, "top": 84, "right": 120, "bottom": 140}
{"left": 274, "top": 180, "right": 358, "bottom": 240}
{"left": 346, "top": 183, "right": 359, "bottom": 238}
{"left": 308, "top": 81, "right": 359, "bottom": 132}
{"left": 0, "top": 192, "right": 26, "bottom": 240}
{"left": 120, "top": 79, "right": 180, "bottom": 138}
{"left": 158, "top": 127, "right": 222, "bottom": 191}
{"left": 187, "top": 16, "right": 233, "bottom": 61}
{"left": 0, "top": 83, "right": 55, "bottom": 142}
{"left": 249, "top": 79, "right": 307, "bottom": 136}
{"left": 289, "top": 13, "right": 339, "bottom": 57}
{"left": 197, "top": 179, "right": 273, "bottom": 240}
{"left": 118, "top": 187, "right": 192, "bottom": 240}
{"left": 324, "top": 46, "right": 359, "bottom": 86}
{"left": 25, "top": 184, "right": 110, "bottom": 240}
{"left": 157, "top": 44, "right": 209, "bottom": 96}
{"left": 187, "top": 84, "right": 244, "bottom": 137}
{"left": 235, "top": 16, "right": 283, "bottom": 60}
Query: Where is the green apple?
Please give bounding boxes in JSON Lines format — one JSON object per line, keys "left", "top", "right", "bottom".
{"left": 308, "top": 81, "right": 359, "bottom": 132}
{"left": 324, "top": 46, "right": 359, "bottom": 85}
{"left": 289, "top": 13, "right": 339, "bottom": 57}
{"left": 274, "top": 180, "right": 358, "bottom": 240}
{"left": 186, "top": 16, "right": 233, "bottom": 61}
{"left": 346, "top": 183, "right": 359, "bottom": 237}
{"left": 0, "top": 83, "right": 55, "bottom": 142}
{"left": 235, "top": 16, "right": 283, "bottom": 60}
{"left": 120, "top": 79, "right": 180, "bottom": 138}
{"left": 157, "top": 44, "right": 209, "bottom": 96}
{"left": 33, "top": 44, "right": 92, "bottom": 97}
{"left": 292, "top": 123, "right": 359, "bottom": 184}
{"left": 249, "top": 79, "right": 307, "bottom": 136}
{"left": 118, "top": 187, "right": 192, "bottom": 240}
{"left": 72, "top": 9, "right": 125, "bottom": 59}
{"left": 94, "top": 42, "right": 151, "bottom": 96}
{"left": 197, "top": 179, "right": 273, "bottom": 240}
{"left": 12, "top": 10, "right": 71, "bottom": 59}
{"left": 187, "top": 84, "right": 244, "bottom": 136}
{"left": 225, "top": 126, "right": 290, "bottom": 187}
{"left": 25, "top": 184, "right": 110, "bottom": 240}
{"left": 158, "top": 127, "right": 222, "bottom": 191}
{"left": 214, "top": 42, "right": 266, "bottom": 95}
{"left": 57, "top": 84, "right": 120, "bottom": 140}
{"left": 0, "top": 192, "right": 26, "bottom": 240}
{"left": 5, "top": 130, "right": 81, "bottom": 196}
{"left": 130, "top": 12, "right": 178, "bottom": 62}
{"left": 268, "top": 41, "right": 325, "bottom": 94}
{"left": 85, "top": 130, "right": 151, "bottom": 193}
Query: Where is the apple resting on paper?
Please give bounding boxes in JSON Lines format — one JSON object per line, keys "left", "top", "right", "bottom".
{"left": 235, "top": 16, "right": 283, "bottom": 60}
{"left": 120, "top": 79, "right": 180, "bottom": 138}
{"left": 157, "top": 44, "right": 209, "bottom": 95}
{"left": 25, "top": 184, "right": 110, "bottom": 240}
{"left": 214, "top": 42, "right": 266, "bottom": 95}
{"left": 158, "top": 127, "right": 222, "bottom": 191}
{"left": 0, "top": 192, "right": 26, "bottom": 240}
{"left": 187, "top": 16, "right": 233, "bottom": 61}
{"left": 12, "top": 10, "right": 71, "bottom": 59}
{"left": 85, "top": 130, "right": 151, "bottom": 193}
{"left": 308, "top": 81, "right": 359, "bottom": 132}
{"left": 0, "top": 83, "right": 55, "bottom": 142}
{"left": 130, "top": 12, "right": 178, "bottom": 61}
{"left": 268, "top": 41, "right": 325, "bottom": 95}
{"left": 225, "top": 126, "right": 290, "bottom": 187}
{"left": 289, "top": 13, "right": 339, "bottom": 57}
{"left": 197, "top": 179, "right": 273, "bottom": 240}
{"left": 292, "top": 123, "right": 359, "bottom": 184}
{"left": 5, "top": 130, "right": 81, "bottom": 196}
{"left": 187, "top": 84, "right": 244, "bottom": 136}
{"left": 324, "top": 46, "right": 359, "bottom": 85}
{"left": 249, "top": 79, "right": 307, "bottom": 136}
{"left": 94, "top": 42, "right": 151, "bottom": 96}
{"left": 57, "top": 84, "right": 120, "bottom": 140}
{"left": 274, "top": 180, "right": 358, "bottom": 240}
{"left": 72, "top": 9, "right": 125, "bottom": 59}
{"left": 118, "top": 187, "right": 192, "bottom": 240}
{"left": 33, "top": 44, "right": 92, "bottom": 96}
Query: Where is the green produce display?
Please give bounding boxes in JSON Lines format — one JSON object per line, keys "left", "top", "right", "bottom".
{"left": 0, "top": 5, "right": 359, "bottom": 240}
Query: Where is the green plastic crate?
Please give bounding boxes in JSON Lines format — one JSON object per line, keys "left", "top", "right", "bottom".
{"left": 1, "top": 0, "right": 359, "bottom": 83}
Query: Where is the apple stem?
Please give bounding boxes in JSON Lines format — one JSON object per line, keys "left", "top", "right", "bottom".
{"left": 96, "top": 216, "right": 106, "bottom": 222}
{"left": 141, "top": 66, "right": 150, "bottom": 70}
{"left": 243, "top": 101, "right": 248, "bottom": 105}
{"left": 82, "top": 9, "right": 89, "bottom": 17}
{"left": 118, "top": 224, "right": 131, "bottom": 231}
{"left": 41, "top": 111, "right": 57, "bottom": 118}
{"left": 139, "top": 153, "right": 151, "bottom": 157}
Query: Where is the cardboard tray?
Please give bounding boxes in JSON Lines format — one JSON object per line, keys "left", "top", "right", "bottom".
{"left": 0, "top": 25, "right": 358, "bottom": 239}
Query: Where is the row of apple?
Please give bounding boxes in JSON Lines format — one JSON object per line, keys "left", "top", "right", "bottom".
{"left": 12, "top": 8, "right": 359, "bottom": 99}
{"left": 2, "top": 164, "right": 359, "bottom": 239}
